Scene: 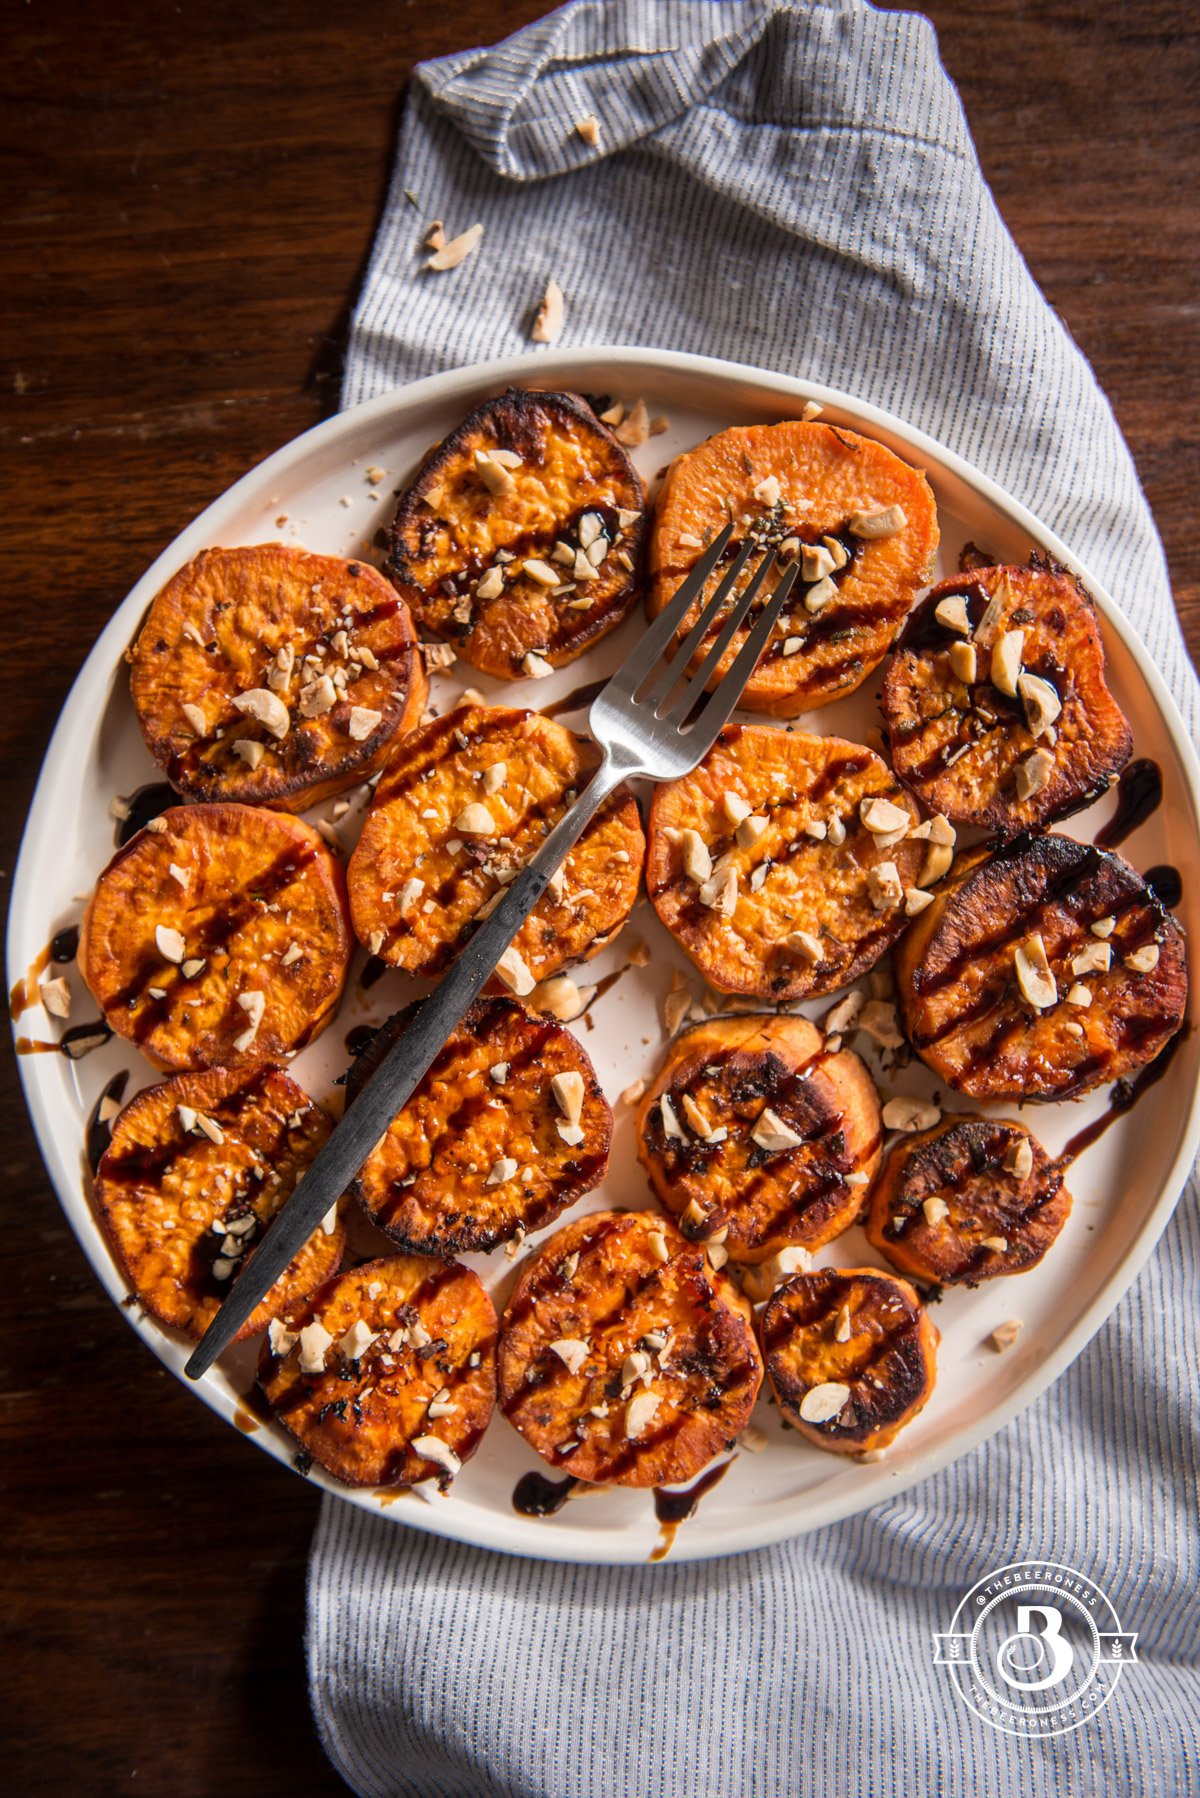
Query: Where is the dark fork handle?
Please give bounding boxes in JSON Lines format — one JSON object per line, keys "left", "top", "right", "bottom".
{"left": 183, "top": 753, "right": 629, "bottom": 1380}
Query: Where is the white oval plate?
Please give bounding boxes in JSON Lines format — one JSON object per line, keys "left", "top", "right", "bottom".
{"left": 10, "top": 347, "right": 1199, "bottom": 1564}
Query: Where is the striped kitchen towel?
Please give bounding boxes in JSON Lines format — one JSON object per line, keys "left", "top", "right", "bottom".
{"left": 311, "top": 3, "right": 1200, "bottom": 1793}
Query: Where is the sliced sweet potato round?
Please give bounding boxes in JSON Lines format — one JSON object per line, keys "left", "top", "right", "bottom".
{"left": 895, "top": 834, "right": 1188, "bottom": 1100}
{"left": 347, "top": 704, "right": 644, "bottom": 983}
{"left": 647, "top": 419, "right": 938, "bottom": 716}
{"left": 128, "top": 544, "right": 428, "bottom": 811}
{"left": 865, "top": 1115, "right": 1071, "bottom": 1285}
{"left": 646, "top": 725, "right": 924, "bottom": 1001}
{"left": 346, "top": 995, "right": 611, "bottom": 1254}
{"left": 385, "top": 388, "right": 645, "bottom": 679}
{"left": 79, "top": 803, "right": 352, "bottom": 1070}
{"left": 497, "top": 1210, "right": 762, "bottom": 1487}
{"left": 636, "top": 1015, "right": 882, "bottom": 1263}
{"left": 761, "top": 1266, "right": 938, "bottom": 1455}
{"left": 257, "top": 1255, "right": 497, "bottom": 1489}
{"left": 881, "top": 559, "right": 1132, "bottom": 832}
{"left": 93, "top": 1064, "right": 342, "bottom": 1340}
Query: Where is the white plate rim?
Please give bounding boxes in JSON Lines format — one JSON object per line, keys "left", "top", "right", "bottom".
{"left": 9, "top": 343, "right": 1199, "bottom": 1564}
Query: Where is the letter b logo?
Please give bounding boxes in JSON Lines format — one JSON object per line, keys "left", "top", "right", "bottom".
{"left": 996, "top": 1605, "right": 1074, "bottom": 1691}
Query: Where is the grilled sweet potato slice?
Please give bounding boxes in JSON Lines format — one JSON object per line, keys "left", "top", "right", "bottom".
{"left": 762, "top": 1266, "right": 938, "bottom": 1455}
{"left": 257, "top": 1255, "right": 496, "bottom": 1489}
{"left": 347, "top": 704, "right": 644, "bottom": 983}
{"left": 79, "top": 803, "right": 352, "bottom": 1070}
{"left": 646, "top": 725, "right": 924, "bottom": 1001}
{"left": 128, "top": 544, "right": 428, "bottom": 811}
{"left": 881, "top": 560, "right": 1131, "bottom": 832}
{"left": 647, "top": 419, "right": 938, "bottom": 716}
{"left": 498, "top": 1210, "right": 761, "bottom": 1487}
{"left": 895, "top": 834, "right": 1187, "bottom": 1100}
{"left": 346, "top": 996, "right": 611, "bottom": 1254}
{"left": 637, "top": 1015, "right": 882, "bottom": 1263}
{"left": 385, "top": 388, "right": 645, "bottom": 679}
{"left": 865, "top": 1115, "right": 1071, "bottom": 1285}
{"left": 93, "top": 1064, "right": 342, "bottom": 1340}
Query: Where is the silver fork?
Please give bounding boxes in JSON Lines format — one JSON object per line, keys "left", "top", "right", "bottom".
{"left": 185, "top": 525, "right": 799, "bottom": 1380}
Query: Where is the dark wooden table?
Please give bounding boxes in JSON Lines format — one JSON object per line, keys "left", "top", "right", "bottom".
{"left": 2, "top": 2, "right": 1196, "bottom": 1789}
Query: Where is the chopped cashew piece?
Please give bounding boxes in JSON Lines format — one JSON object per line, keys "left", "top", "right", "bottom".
{"left": 40, "top": 976, "right": 71, "bottom": 1019}
{"left": 858, "top": 1000, "right": 904, "bottom": 1048}
{"left": 551, "top": 1070, "right": 585, "bottom": 1127}
{"left": 1016, "top": 748, "right": 1055, "bottom": 801}
{"left": 741, "top": 1246, "right": 813, "bottom": 1303}
{"left": 990, "top": 628, "right": 1025, "bottom": 698}
{"left": 860, "top": 796, "right": 910, "bottom": 837}
{"left": 1018, "top": 672, "right": 1062, "bottom": 739}
{"left": 698, "top": 867, "right": 738, "bottom": 914}
{"left": 530, "top": 974, "right": 593, "bottom": 1020}
{"left": 339, "top": 1319, "right": 378, "bottom": 1362}
{"left": 935, "top": 595, "right": 971, "bottom": 635}
{"left": 232, "top": 989, "right": 265, "bottom": 1053}
{"left": 155, "top": 925, "right": 185, "bottom": 964}
{"left": 735, "top": 813, "right": 768, "bottom": 848}
{"left": 348, "top": 706, "right": 383, "bottom": 741}
{"left": 412, "top": 1435, "right": 462, "bottom": 1477}
{"left": 679, "top": 827, "right": 713, "bottom": 884}
{"left": 867, "top": 861, "right": 903, "bottom": 910}
{"left": 233, "top": 687, "right": 289, "bottom": 739}
{"left": 550, "top": 1338, "right": 589, "bottom": 1374}
{"left": 799, "top": 1382, "right": 851, "bottom": 1423}
{"left": 452, "top": 801, "right": 494, "bottom": 835}
{"left": 751, "top": 1107, "right": 805, "bottom": 1154}
{"left": 496, "top": 946, "right": 535, "bottom": 996}
{"left": 625, "top": 1390, "right": 661, "bottom": 1438}
{"left": 659, "top": 1094, "right": 684, "bottom": 1140}
{"left": 298, "top": 1321, "right": 333, "bottom": 1375}
{"left": 1003, "top": 1137, "right": 1034, "bottom": 1180}
{"left": 948, "top": 640, "right": 977, "bottom": 684}
{"left": 849, "top": 504, "right": 906, "bottom": 539}
{"left": 531, "top": 278, "right": 565, "bottom": 344}
{"left": 1071, "top": 941, "right": 1112, "bottom": 977}
{"left": 882, "top": 1095, "right": 941, "bottom": 1132}
{"left": 1014, "top": 932, "right": 1057, "bottom": 1010}
{"left": 426, "top": 223, "right": 483, "bottom": 271}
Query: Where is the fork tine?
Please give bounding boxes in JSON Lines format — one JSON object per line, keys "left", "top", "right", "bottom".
{"left": 642, "top": 536, "right": 757, "bottom": 709}
{"left": 604, "top": 520, "right": 734, "bottom": 695}
{"left": 683, "top": 562, "right": 802, "bottom": 742}
{"left": 661, "top": 546, "right": 778, "bottom": 722}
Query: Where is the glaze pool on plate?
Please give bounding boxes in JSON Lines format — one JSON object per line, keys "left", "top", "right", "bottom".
{"left": 8, "top": 346, "right": 1199, "bottom": 1564}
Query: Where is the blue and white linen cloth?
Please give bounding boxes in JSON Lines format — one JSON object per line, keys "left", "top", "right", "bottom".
{"left": 312, "top": 4, "right": 1199, "bottom": 1791}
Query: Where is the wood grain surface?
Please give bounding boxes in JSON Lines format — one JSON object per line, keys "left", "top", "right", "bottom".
{"left": 2, "top": 2, "right": 1196, "bottom": 1790}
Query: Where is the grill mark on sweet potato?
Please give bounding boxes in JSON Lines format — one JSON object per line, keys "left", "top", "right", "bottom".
{"left": 500, "top": 1254, "right": 675, "bottom": 1413}
{"left": 104, "top": 842, "right": 320, "bottom": 1038}
{"left": 763, "top": 1275, "right": 926, "bottom": 1438}
{"left": 650, "top": 758, "right": 878, "bottom": 910}
{"left": 99, "top": 1064, "right": 278, "bottom": 1190}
